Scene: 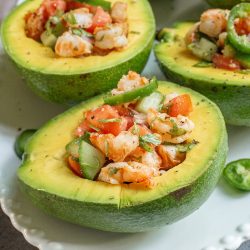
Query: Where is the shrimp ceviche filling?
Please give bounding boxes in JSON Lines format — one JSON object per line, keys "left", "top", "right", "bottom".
{"left": 25, "top": 0, "right": 128, "bottom": 57}
{"left": 185, "top": 3, "right": 250, "bottom": 71}
{"left": 65, "top": 71, "right": 198, "bottom": 188}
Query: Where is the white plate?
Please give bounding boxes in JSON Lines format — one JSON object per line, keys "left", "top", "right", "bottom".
{"left": 0, "top": 0, "right": 250, "bottom": 249}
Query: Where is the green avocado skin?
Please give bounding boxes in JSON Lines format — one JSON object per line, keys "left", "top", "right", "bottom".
{"left": 19, "top": 83, "right": 228, "bottom": 233}
{"left": 12, "top": 40, "right": 153, "bottom": 105}
{"left": 19, "top": 127, "right": 227, "bottom": 233}
{"left": 158, "top": 65, "right": 250, "bottom": 126}
{"left": 206, "top": 0, "right": 250, "bottom": 8}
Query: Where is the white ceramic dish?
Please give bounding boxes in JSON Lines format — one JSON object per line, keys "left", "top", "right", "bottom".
{"left": 0, "top": 0, "right": 250, "bottom": 249}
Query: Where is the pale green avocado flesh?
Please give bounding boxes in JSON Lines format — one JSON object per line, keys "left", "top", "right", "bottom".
{"left": 206, "top": 0, "right": 250, "bottom": 8}
{"left": 1, "top": 0, "right": 155, "bottom": 105}
{"left": 155, "top": 22, "right": 250, "bottom": 127}
{"left": 18, "top": 82, "right": 228, "bottom": 232}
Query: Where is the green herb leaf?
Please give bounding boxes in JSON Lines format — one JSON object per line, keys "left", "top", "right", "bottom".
{"left": 53, "top": 22, "right": 66, "bottom": 37}
{"left": 130, "top": 31, "right": 140, "bottom": 35}
{"left": 140, "top": 134, "right": 161, "bottom": 146}
{"left": 169, "top": 119, "right": 187, "bottom": 137}
{"left": 72, "top": 29, "right": 83, "bottom": 37}
{"left": 193, "top": 61, "right": 213, "bottom": 68}
{"left": 139, "top": 134, "right": 161, "bottom": 152}
{"left": 132, "top": 123, "right": 139, "bottom": 135}
{"left": 98, "top": 118, "right": 122, "bottom": 123}
{"left": 72, "top": 28, "right": 93, "bottom": 38}
{"left": 108, "top": 167, "right": 119, "bottom": 175}
{"left": 64, "top": 12, "right": 77, "bottom": 25}
{"left": 45, "top": 12, "right": 63, "bottom": 35}
{"left": 82, "top": 132, "right": 91, "bottom": 143}
{"left": 139, "top": 140, "right": 153, "bottom": 152}
{"left": 75, "top": 0, "right": 111, "bottom": 11}
{"left": 89, "top": 124, "right": 100, "bottom": 132}
{"left": 45, "top": 20, "right": 53, "bottom": 34}
{"left": 176, "top": 140, "right": 199, "bottom": 152}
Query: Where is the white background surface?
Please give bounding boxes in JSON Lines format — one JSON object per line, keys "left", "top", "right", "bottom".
{"left": 0, "top": 0, "right": 250, "bottom": 249}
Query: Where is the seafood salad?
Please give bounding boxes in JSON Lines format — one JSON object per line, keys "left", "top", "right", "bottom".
{"left": 25, "top": 0, "right": 128, "bottom": 57}
{"left": 185, "top": 3, "right": 250, "bottom": 71}
{"left": 66, "top": 72, "right": 198, "bottom": 188}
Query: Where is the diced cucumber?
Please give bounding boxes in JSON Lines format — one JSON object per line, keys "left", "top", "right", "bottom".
{"left": 135, "top": 91, "right": 164, "bottom": 114}
{"left": 66, "top": 133, "right": 91, "bottom": 158}
{"left": 223, "top": 44, "right": 236, "bottom": 58}
{"left": 65, "top": 138, "right": 81, "bottom": 158}
{"left": 52, "top": 22, "right": 66, "bottom": 37}
{"left": 15, "top": 129, "right": 37, "bottom": 159}
{"left": 188, "top": 37, "right": 217, "bottom": 61}
{"left": 79, "top": 140, "right": 106, "bottom": 180}
{"left": 40, "top": 31, "right": 57, "bottom": 48}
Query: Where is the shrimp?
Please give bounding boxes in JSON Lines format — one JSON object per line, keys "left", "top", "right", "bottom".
{"left": 128, "top": 123, "right": 151, "bottom": 136}
{"left": 126, "top": 145, "right": 162, "bottom": 171}
{"left": 133, "top": 112, "right": 147, "bottom": 125}
{"left": 111, "top": 2, "right": 128, "bottom": 23}
{"left": 147, "top": 109, "right": 194, "bottom": 144}
{"left": 111, "top": 71, "right": 149, "bottom": 95}
{"left": 25, "top": 7, "right": 47, "bottom": 41}
{"left": 185, "top": 22, "right": 200, "bottom": 46}
{"left": 55, "top": 31, "right": 93, "bottom": 57}
{"left": 217, "top": 32, "right": 227, "bottom": 48}
{"left": 147, "top": 109, "right": 172, "bottom": 133}
{"left": 98, "top": 162, "right": 125, "bottom": 184}
{"left": 199, "top": 9, "right": 229, "bottom": 38}
{"left": 157, "top": 145, "right": 185, "bottom": 170}
{"left": 98, "top": 161, "right": 158, "bottom": 187}
{"left": 94, "top": 23, "right": 128, "bottom": 50}
{"left": 90, "top": 131, "right": 139, "bottom": 162}
{"left": 141, "top": 151, "right": 162, "bottom": 170}
{"left": 63, "top": 8, "right": 93, "bottom": 28}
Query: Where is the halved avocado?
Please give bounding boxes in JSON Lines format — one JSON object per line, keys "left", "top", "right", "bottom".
{"left": 18, "top": 81, "right": 227, "bottom": 232}
{"left": 0, "top": 0, "right": 155, "bottom": 105}
{"left": 205, "top": 0, "right": 250, "bottom": 8}
{"left": 155, "top": 22, "right": 250, "bottom": 126}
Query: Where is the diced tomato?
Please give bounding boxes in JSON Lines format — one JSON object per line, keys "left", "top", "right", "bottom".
{"left": 212, "top": 54, "right": 241, "bottom": 71}
{"left": 114, "top": 105, "right": 131, "bottom": 116}
{"left": 85, "top": 105, "right": 127, "bottom": 136}
{"left": 125, "top": 116, "right": 134, "bottom": 130}
{"left": 75, "top": 120, "right": 94, "bottom": 137}
{"left": 114, "top": 105, "right": 134, "bottom": 130}
{"left": 86, "top": 6, "right": 112, "bottom": 33}
{"left": 42, "top": 0, "right": 67, "bottom": 17}
{"left": 25, "top": 6, "right": 48, "bottom": 40}
{"left": 66, "top": 1, "right": 96, "bottom": 13}
{"left": 168, "top": 94, "right": 193, "bottom": 117}
{"left": 66, "top": 0, "right": 85, "bottom": 11}
{"left": 68, "top": 156, "right": 82, "bottom": 177}
{"left": 234, "top": 17, "right": 250, "bottom": 36}
{"left": 108, "top": 117, "right": 128, "bottom": 136}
